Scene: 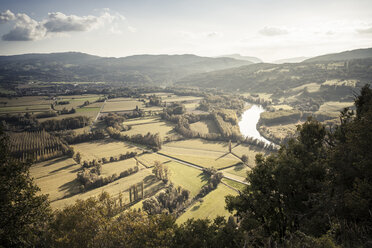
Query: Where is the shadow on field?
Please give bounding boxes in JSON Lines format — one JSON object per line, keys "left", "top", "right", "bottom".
{"left": 49, "top": 163, "right": 77, "bottom": 174}
{"left": 198, "top": 172, "right": 210, "bottom": 182}
{"left": 43, "top": 156, "right": 68, "bottom": 167}
{"left": 143, "top": 175, "right": 157, "bottom": 187}
{"left": 59, "top": 178, "right": 80, "bottom": 195}
{"left": 191, "top": 204, "right": 201, "bottom": 212}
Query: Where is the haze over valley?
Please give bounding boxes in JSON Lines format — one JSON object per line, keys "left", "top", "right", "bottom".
{"left": 1, "top": 1, "right": 372, "bottom": 247}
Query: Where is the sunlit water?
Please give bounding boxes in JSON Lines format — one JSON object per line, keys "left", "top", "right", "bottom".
{"left": 238, "top": 104, "right": 272, "bottom": 145}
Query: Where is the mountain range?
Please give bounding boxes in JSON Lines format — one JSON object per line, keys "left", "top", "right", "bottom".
{"left": 0, "top": 47, "right": 372, "bottom": 90}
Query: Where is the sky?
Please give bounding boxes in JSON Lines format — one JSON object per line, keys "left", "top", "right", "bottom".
{"left": 0, "top": 0, "right": 371, "bottom": 62}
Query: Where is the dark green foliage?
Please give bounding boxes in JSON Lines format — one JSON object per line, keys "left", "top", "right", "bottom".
{"left": 173, "top": 216, "right": 244, "bottom": 248}
{"left": 0, "top": 129, "right": 51, "bottom": 247}
{"left": 226, "top": 85, "right": 372, "bottom": 247}
{"left": 40, "top": 116, "right": 91, "bottom": 131}
{"left": 142, "top": 183, "right": 190, "bottom": 215}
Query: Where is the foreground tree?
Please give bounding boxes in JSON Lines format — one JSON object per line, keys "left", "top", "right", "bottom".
{"left": 0, "top": 128, "right": 51, "bottom": 247}
{"left": 226, "top": 85, "right": 372, "bottom": 247}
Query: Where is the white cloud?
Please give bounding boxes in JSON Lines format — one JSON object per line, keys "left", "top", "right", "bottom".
{"left": 2, "top": 13, "right": 46, "bottom": 41}
{"left": 44, "top": 12, "right": 99, "bottom": 32}
{"left": 357, "top": 27, "right": 372, "bottom": 34}
{"left": 1, "top": 9, "right": 131, "bottom": 41}
{"left": 259, "top": 26, "right": 289, "bottom": 36}
{"left": 0, "top": 10, "right": 15, "bottom": 24}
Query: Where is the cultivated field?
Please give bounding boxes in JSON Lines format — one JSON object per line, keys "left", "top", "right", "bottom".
{"left": 102, "top": 99, "right": 144, "bottom": 112}
{"left": 100, "top": 158, "right": 141, "bottom": 177}
{"left": 221, "top": 164, "right": 250, "bottom": 180}
{"left": 71, "top": 139, "right": 143, "bottom": 161}
{"left": 222, "top": 178, "right": 246, "bottom": 192}
{"left": 160, "top": 139, "right": 241, "bottom": 169}
{"left": 122, "top": 117, "right": 175, "bottom": 139}
{"left": 30, "top": 157, "right": 81, "bottom": 202}
{"left": 317, "top": 101, "right": 354, "bottom": 114}
{"left": 136, "top": 153, "right": 171, "bottom": 168}
{"left": 231, "top": 143, "right": 266, "bottom": 168}
{"left": 167, "top": 161, "right": 208, "bottom": 197}
{"left": 51, "top": 168, "right": 164, "bottom": 209}
{"left": 190, "top": 120, "right": 219, "bottom": 135}
{"left": 177, "top": 184, "right": 238, "bottom": 223}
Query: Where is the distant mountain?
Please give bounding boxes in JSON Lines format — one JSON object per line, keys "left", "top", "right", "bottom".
{"left": 273, "top": 56, "right": 309, "bottom": 64}
{"left": 217, "top": 54, "right": 262, "bottom": 63}
{"left": 304, "top": 47, "right": 372, "bottom": 63}
{"left": 0, "top": 52, "right": 252, "bottom": 84}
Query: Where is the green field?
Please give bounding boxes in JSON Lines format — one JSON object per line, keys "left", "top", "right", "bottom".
{"left": 221, "top": 163, "right": 250, "bottom": 179}
{"left": 222, "top": 178, "right": 247, "bottom": 192}
{"left": 167, "top": 161, "right": 208, "bottom": 197}
{"left": 177, "top": 184, "right": 238, "bottom": 223}
{"left": 71, "top": 139, "right": 143, "bottom": 162}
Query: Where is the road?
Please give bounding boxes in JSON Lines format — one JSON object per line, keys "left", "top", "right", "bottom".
{"left": 90, "top": 100, "right": 106, "bottom": 131}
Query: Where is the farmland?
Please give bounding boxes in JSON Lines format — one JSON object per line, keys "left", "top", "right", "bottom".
{"left": 71, "top": 139, "right": 143, "bottom": 162}
{"left": 122, "top": 117, "right": 176, "bottom": 139}
{"left": 176, "top": 184, "right": 238, "bottom": 223}
{"left": 6, "top": 88, "right": 335, "bottom": 224}
{"left": 167, "top": 161, "right": 208, "bottom": 197}
{"left": 51, "top": 169, "right": 163, "bottom": 209}
{"left": 30, "top": 157, "right": 81, "bottom": 202}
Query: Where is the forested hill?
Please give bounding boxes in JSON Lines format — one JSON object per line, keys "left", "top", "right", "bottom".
{"left": 0, "top": 52, "right": 252, "bottom": 84}
{"left": 176, "top": 57, "right": 372, "bottom": 94}
{"left": 304, "top": 47, "right": 372, "bottom": 62}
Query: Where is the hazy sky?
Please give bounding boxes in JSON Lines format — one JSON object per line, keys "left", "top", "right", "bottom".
{"left": 0, "top": 0, "right": 371, "bottom": 61}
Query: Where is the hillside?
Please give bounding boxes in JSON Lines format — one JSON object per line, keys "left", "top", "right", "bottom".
{"left": 177, "top": 58, "right": 372, "bottom": 93}
{"left": 0, "top": 52, "right": 252, "bottom": 84}
{"left": 304, "top": 47, "right": 372, "bottom": 62}
{"left": 217, "top": 54, "right": 262, "bottom": 63}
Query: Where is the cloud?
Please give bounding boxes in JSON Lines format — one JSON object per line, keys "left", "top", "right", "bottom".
{"left": 0, "top": 10, "right": 15, "bottom": 24}
{"left": 1, "top": 9, "right": 130, "bottom": 41}
{"left": 259, "top": 26, "right": 289, "bottom": 36}
{"left": 44, "top": 12, "right": 99, "bottom": 32}
{"left": 206, "top": 32, "right": 221, "bottom": 38}
{"left": 357, "top": 27, "right": 372, "bottom": 34}
{"left": 2, "top": 13, "right": 46, "bottom": 41}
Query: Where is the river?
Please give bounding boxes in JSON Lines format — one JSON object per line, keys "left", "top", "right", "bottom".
{"left": 238, "top": 104, "right": 272, "bottom": 146}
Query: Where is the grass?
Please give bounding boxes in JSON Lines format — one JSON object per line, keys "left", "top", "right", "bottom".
{"left": 176, "top": 184, "right": 238, "bottom": 223}
{"left": 0, "top": 105, "right": 50, "bottom": 113}
{"left": 317, "top": 101, "right": 354, "bottom": 114}
{"left": 51, "top": 168, "right": 164, "bottom": 209}
{"left": 136, "top": 153, "right": 171, "bottom": 168}
{"left": 222, "top": 164, "right": 250, "bottom": 178}
{"left": 164, "top": 139, "right": 231, "bottom": 153}
{"left": 291, "top": 83, "right": 320, "bottom": 93}
{"left": 122, "top": 118, "right": 175, "bottom": 139}
{"left": 102, "top": 100, "right": 144, "bottom": 112}
{"left": 100, "top": 158, "right": 139, "bottom": 177}
{"left": 222, "top": 178, "right": 246, "bottom": 192}
{"left": 167, "top": 161, "right": 208, "bottom": 197}
{"left": 30, "top": 157, "right": 81, "bottom": 202}
{"left": 190, "top": 120, "right": 219, "bottom": 134}
{"left": 162, "top": 95, "right": 203, "bottom": 103}
{"left": 71, "top": 139, "right": 143, "bottom": 162}
{"left": 230, "top": 143, "right": 266, "bottom": 168}
{"left": 160, "top": 139, "right": 241, "bottom": 169}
